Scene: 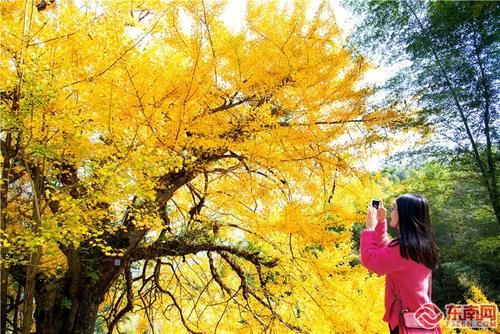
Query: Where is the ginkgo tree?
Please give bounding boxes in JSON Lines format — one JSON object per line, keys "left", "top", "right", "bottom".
{"left": 1, "top": 0, "right": 408, "bottom": 333}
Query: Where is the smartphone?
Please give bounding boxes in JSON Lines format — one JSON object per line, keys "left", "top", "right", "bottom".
{"left": 371, "top": 199, "right": 381, "bottom": 209}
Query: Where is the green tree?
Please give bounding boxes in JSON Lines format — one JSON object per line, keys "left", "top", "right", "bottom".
{"left": 380, "top": 159, "right": 499, "bottom": 307}
{"left": 344, "top": 0, "right": 500, "bottom": 225}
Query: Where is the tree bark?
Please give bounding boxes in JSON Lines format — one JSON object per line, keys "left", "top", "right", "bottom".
{"left": 22, "top": 161, "right": 44, "bottom": 334}
{"left": 31, "top": 240, "right": 130, "bottom": 334}
{"left": 34, "top": 282, "right": 101, "bottom": 334}
{"left": 0, "top": 133, "right": 12, "bottom": 334}
{"left": 22, "top": 250, "right": 41, "bottom": 334}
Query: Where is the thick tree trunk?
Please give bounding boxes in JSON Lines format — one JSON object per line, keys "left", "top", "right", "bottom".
{"left": 34, "top": 282, "right": 101, "bottom": 334}
{"left": 32, "top": 247, "right": 128, "bottom": 334}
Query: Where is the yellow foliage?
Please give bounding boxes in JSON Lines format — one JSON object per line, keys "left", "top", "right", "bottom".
{"left": 1, "top": 0, "right": 411, "bottom": 332}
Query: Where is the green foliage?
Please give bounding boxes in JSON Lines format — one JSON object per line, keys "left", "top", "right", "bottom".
{"left": 60, "top": 296, "right": 72, "bottom": 310}
{"left": 346, "top": 0, "right": 498, "bottom": 143}
{"left": 474, "top": 235, "right": 500, "bottom": 266}
{"left": 380, "top": 158, "right": 499, "bottom": 305}
{"left": 0, "top": 110, "right": 19, "bottom": 130}
{"left": 304, "top": 243, "right": 324, "bottom": 258}
{"left": 344, "top": 0, "right": 499, "bottom": 227}
{"left": 87, "top": 271, "right": 99, "bottom": 285}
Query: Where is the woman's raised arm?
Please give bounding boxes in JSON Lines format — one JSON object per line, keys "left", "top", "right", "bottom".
{"left": 360, "top": 230, "right": 407, "bottom": 275}
{"left": 375, "top": 219, "right": 391, "bottom": 247}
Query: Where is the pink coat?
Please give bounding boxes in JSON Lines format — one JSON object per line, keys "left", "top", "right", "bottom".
{"left": 360, "top": 219, "right": 433, "bottom": 331}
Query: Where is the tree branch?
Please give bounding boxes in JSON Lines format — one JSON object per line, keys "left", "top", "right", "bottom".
{"left": 130, "top": 237, "right": 278, "bottom": 268}
{"left": 403, "top": 0, "right": 490, "bottom": 192}
{"left": 106, "top": 266, "right": 134, "bottom": 334}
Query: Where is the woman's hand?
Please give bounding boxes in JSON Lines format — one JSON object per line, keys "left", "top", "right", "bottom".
{"left": 365, "top": 205, "right": 378, "bottom": 230}
{"left": 377, "top": 200, "right": 386, "bottom": 222}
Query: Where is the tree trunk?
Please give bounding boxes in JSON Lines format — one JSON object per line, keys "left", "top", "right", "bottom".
{"left": 22, "top": 250, "right": 41, "bottom": 334}
{"left": 34, "top": 282, "right": 101, "bottom": 334}
{"left": 1, "top": 133, "right": 11, "bottom": 334}
{"left": 32, "top": 248, "right": 127, "bottom": 334}
{"left": 487, "top": 173, "right": 500, "bottom": 226}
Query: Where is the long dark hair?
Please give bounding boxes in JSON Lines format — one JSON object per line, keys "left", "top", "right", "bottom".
{"left": 389, "top": 193, "right": 439, "bottom": 270}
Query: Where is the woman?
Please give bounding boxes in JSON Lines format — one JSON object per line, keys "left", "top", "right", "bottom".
{"left": 359, "top": 194, "right": 440, "bottom": 334}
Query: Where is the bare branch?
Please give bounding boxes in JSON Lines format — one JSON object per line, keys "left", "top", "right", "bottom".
{"left": 207, "top": 252, "right": 231, "bottom": 295}
{"left": 106, "top": 266, "right": 134, "bottom": 334}
{"left": 218, "top": 251, "right": 249, "bottom": 300}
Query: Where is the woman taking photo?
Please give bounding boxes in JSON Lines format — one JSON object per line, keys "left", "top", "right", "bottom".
{"left": 360, "top": 194, "right": 442, "bottom": 334}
